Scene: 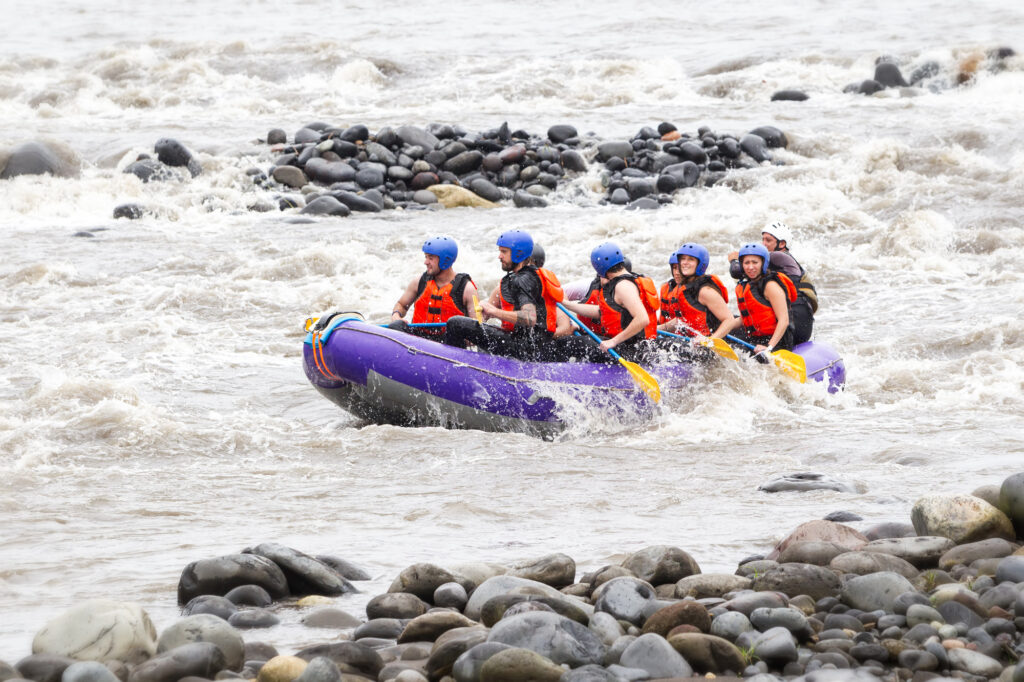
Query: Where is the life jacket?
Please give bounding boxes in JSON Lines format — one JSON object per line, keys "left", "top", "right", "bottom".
{"left": 598, "top": 273, "right": 659, "bottom": 340}
{"left": 659, "top": 280, "right": 682, "bottom": 323}
{"left": 411, "top": 272, "right": 473, "bottom": 328}
{"left": 736, "top": 272, "right": 797, "bottom": 338}
{"left": 770, "top": 253, "right": 818, "bottom": 313}
{"left": 498, "top": 266, "right": 563, "bottom": 333}
{"left": 580, "top": 277, "right": 605, "bottom": 335}
{"left": 677, "top": 274, "right": 729, "bottom": 336}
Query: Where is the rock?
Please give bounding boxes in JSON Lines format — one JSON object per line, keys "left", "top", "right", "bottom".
{"left": 621, "top": 545, "right": 700, "bottom": 586}
{"left": 752, "top": 563, "right": 841, "bottom": 600}
{"left": 112, "top": 203, "right": 143, "bottom": 220}
{"left": 995, "top": 555, "right": 1024, "bottom": 583}
{"left": 15, "top": 655, "right": 76, "bottom": 682}
{"left": 467, "top": 178, "right": 503, "bottom": 203}
{"left": 154, "top": 138, "right": 201, "bottom": 177}
{"left": 1, "top": 141, "right": 79, "bottom": 179}
{"left": 60, "top": 661, "right": 119, "bottom": 682}
{"left": 249, "top": 544, "right": 356, "bottom": 597}
{"left": 740, "top": 134, "right": 771, "bottom": 162}
{"left": 292, "top": 657, "right": 339, "bottom": 682}
{"left": 587, "top": 612, "right": 624, "bottom": 646}
{"left": 911, "top": 494, "right": 1015, "bottom": 543}
{"left": 749, "top": 608, "right": 813, "bottom": 640}
{"left": 434, "top": 582, "right": 469, "bottom": 610}
{"left": 512, "top": 190, "right": 547, "bottom": 208}
{"left": 464, "top": 576, "right": 568, "bottom": 621}
{"left": 939, "top": 538, "right": 1018, "bottom": 570}
{"left": 721, "top": 591, "right": 787, "bottom": 615}
{"left": 480, "top": 595, "right": 588, "bottom": 628}
{"left": 388, "top": 563, "right": 464, "bottom": 602}
{"left": 425, "top": 627, "right": 489, "bottom": 680}
{"left": 752, "top": 626, "right": 798, "bottom": 665}
{"left": 862, "top": 523, "right": 916, "bottom": 540}
{"left": 254, "top": 656, "right": 306, "bottom": 682}
{"left": 124, "top": 159, "right": 177, "bottom": 183}
{"left": 330, "top": 191, "right": 381, "bottom": 213}
{"left": 860, "top": 536, "right": 956, "bottom": 568}
{"left": 905, "top": 603, "right": 944, "bottom": 627}
{"left": 759, "top": 473, "right": 855, "bottom": 493}
{"left": 444, "top": 151, "right": 484, "bottom": 176}
{"left": 223, "top": 585, "right": 272, "bottom": 607}
{"left": 947, "top": 648, "right": 1003, "bottom": 678}
{"left": 709, "top": 611, "right": 753, "bottom": 642}
{"left": 395, "top": 126, "right": 439, "bottom": 151}
{"left": 674, "top": 574, "right": 751, "bottom": 599}
{"left": 507, "top": 553, "right": 575, "bottom": 588}
{"left": 313, "top": 556, "right": 370, "bottom": 582}
{"left": 771, "top": 90, "right": 809, "bottom": 102}
{"left": 619, "top": 633, "right": 692, "bottom": 678}
{"left": 451, "top": 642, "right": 513, "bottom": 682}
{"left": 272, "top": 165, "right": 308, "bottom": 189}
{"left": 558, "top": 664, "right": 617, "bottom": 682}
{"left": 487, "top": 612, "right": 605, "bottom": 667}
{"left": 292, "top": 642, "right": 382, "bottom": 678}
{"left": 829, "top": 551, "right": 919, "bottom": 579}
{"left": 366, "top": 592, "right": 428, "bottom": 620}
{"left": 999, "top": 472, "right": 1024, "bottom": 538}
{"left": 778, "top": 541, "right": 852, "bottom": 566}
{"left": 749, "top": 126, "right": 787, "bottom": 148}
{"left": 31, "top": 600, "right": 157, "bottom": 665}
{"left": 128, "top": 643, "right": 227, "bottom": 682}
{"left": 227, "top": 609, "right": 279, "bottom": 629}
{"left": 597, "top": 141, "right": 633, "bottom": 162}
{"left": 874, "top": 63, "right": 908, "bottom": 88}
{"left": 592, "top": 577, "right": 657, "bottom": 626}
{"left": 547, "top": 125, "right": 578, "bottom": 144}
{"left": 426, "top": 185, "right": 498, "bottom": 209}
{"left": 412, "top": 189, "right": 438, "bottom": 205}
{"left": 478, "top": 648, "right": 562, "bottom": 682}
{"left": 398, "top": 612, "right": 477, "bottom": 643}
{"left": 299, "top": 196, "right": 350, "bottom": 217}
{"left": 182, "top": 595, "right": 237, "bottom": 619}
{"left": 560, "top": 150, "right": 587, "bottom": 173}
{"left": 668, "top": 633, "right": 745, "bottom": 675}
{"left": 156, "top": 614, "right": 245, "bottom": 671}
{"left": 768, "top": 521, "right": 867, "bottom": 560}
{"left": 301, "top": 608, "right": 360, "bottom": 629}
{"left": 303, "top": 159, "right": 355, "bottom": 185}
{"left": 640, "top": 601, "right": 710, "bottom": 636}
{"left": 840, "top": 572, "right": 916, "bottom": 612}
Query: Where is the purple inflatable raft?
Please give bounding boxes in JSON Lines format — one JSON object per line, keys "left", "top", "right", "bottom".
{"left": 303, "top": 314, "right": 845, "bottom": 438}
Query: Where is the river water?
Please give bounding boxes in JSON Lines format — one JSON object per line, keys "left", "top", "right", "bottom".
{"left": 1, "top": 0, "right": 1023, "bottom": 662}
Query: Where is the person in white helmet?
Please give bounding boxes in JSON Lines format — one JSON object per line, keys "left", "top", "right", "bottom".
{"left": 728, "top": 221, "right": 817, "bottom": 344}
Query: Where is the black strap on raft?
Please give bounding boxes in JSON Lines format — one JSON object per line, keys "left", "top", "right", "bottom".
{"left": 313, "top": 310, "right": 362, "bottom": 332}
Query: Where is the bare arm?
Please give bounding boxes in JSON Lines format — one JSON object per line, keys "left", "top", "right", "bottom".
{"left": 560, "top": 300, "right": 599, "bottom": 320}
{"left": 480, "top": 301, "right": 537, "bottom": 328}
{"left": 391, "top": 277, "right": 421, "bottom": 321}
{"left": 552, "top": 307, "right": 575, "bottom": 338}
{"left": 699, "top": 287, "right": 738, "bottom": 339}
{"left": 602, "top": 281, "right": 648, "bottom": 350}
{"left": 461, "top": 280, "right": 479, "bottom": 315}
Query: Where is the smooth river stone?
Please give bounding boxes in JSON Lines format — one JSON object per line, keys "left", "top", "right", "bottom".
{"left": 32, "top": 600, "right": 157, "bottom": 665}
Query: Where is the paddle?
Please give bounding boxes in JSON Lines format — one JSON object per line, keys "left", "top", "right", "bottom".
{"left": 725, "top": 334, "right": 807, "bottom": 383}
{"left": 472, "top": 294, "right": 484, "bottom": 324}
{"left": 556, "top": 302, "right": 660, "bottom": 403}
{"left": 658, "top": 330, "right": 739, "bottom": 361}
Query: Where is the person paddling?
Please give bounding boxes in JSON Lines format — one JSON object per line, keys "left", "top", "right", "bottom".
{"left": 732, "top": 242, "right": 797, "bottom": 358}
{"left": 389, "top": 236, "right": 477, "bottom": 340}
{"left": 443, "top": 230, "right": 563, "bottom": 360}
{"left": 663, "top": 243, "right": 738, "bottom": 341}
{"left": 657, "top": 250, "right": 684, "bottom": 330}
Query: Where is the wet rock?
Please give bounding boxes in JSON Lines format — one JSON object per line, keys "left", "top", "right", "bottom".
{"left": 183, "top": 595, "right": 237, "bottom": 620}
{"left": 293, "top": 642, "right": 382, "bottom": 678}
{"left": 331, "top": 191, "right": 381, "bottom": 213}
{"left": 451, "top": 642, "right": 513, "bottom": 682}
{"left": 426, "top": 185, "right": 499, "bottom": 208}
{"left": 487, "top": 612, "right": 605, "bottom": 667}
{"left": 999, "top": 472, "right": 1024, "bottom": 537}
{"left": 829, "top": 551, "right": 919, "bottom": 579}
{"left": 478, "top": 648, "right": 562, "bottom": 682}
{"left": 778, "top": 541, "right": 851, "bottom": 566}
{"left": 272, "top": 166, "right": 308, "bottom": 189}
{"left": 840, "top": 572, "right": 916, "bottom": 612}
{"left": 752, "top": 563, "right": 841, "bottom": 600}
{"left": 366, "top": 592, "right": 428, "bottom": 620}
{"left": 267, "top": 129, "right": 287, "bottom": 144}
{"left": 823, "top": 511, "right": 863, "bottom": 523}
{"left": 640, "top": 601, "right": 710, "bottom": 636}
{"left": 395, "top": 126, "right": 438, "bottom": 151}
{"left": 668, "top": 633, "right": 745, "bottom": 675}
{"left": 858, "top": 79, "right": 884, "bottom": 95}
{"left": 467, "top": 178, "right": 502, "bottom": 203}
{"left": 547, "top": 125, "right": 578, "bottom": 144}
{"left": 128, "top": 643, "right": 227, "bottom": 682}
{"left": 560, "top": 150, "right": 587, "bottom": 173}
{"left": 874, "top": 63, "right": 908, "bottom": 88}
{"left": 60, "top": 662, "right": 119, "bottom": 682}
{"left": 294, "top": 128, "right": 320, "bottom": 144}
{"left": 760, "top": 473, "right": 855, "bottom": 493}
{"left": 31, "top": 600, "right": 157, "bottom": 665}
{"left": 911, "top": 494, "right": 1015, "bottom": 543}
{"left": 398, "top": 612, "right": 477, "bottom": 643}
{"left": 155, "top": 138, "right": 201, "bottom": 177}
{"left": 113, "top": 203, "right": 144, "bottom": 220}
{"left": 299, "top": 195, "right": 350, "bottom": 217}
{"left": 739, "top": 134, "right": 771, "bottom": 162}
{"left": 425, "top": 627, "right": 489, "bottom": 680}
{"left": 592, "top": 577, "right": 658, "bottom": 626}
{"left": 507, "top": 553, "right": 575, "bottom": 588}
{"left": 709, "top": 610, "right": 753, "bottom": 642}
{"left": 223, "top": 585, "right": 272, "bottom": 607}
{"left": 227, "top": 609, "right": 279, "bottom": 629}
{"left": 464, "top": 576, "right": 567, "bottom": 621}
{"left": 771, "top": 90, "right": 809, "bottom": 102}
{"left": 1, "top": 141, "right": 79, "bottom": 179}
{"left": 619, "top": 633, "right": 692, "bottom": 678}
{"left": 597, "top": 141, "right": 633, "bottom": 162}
{"left": 412, "top": 189, "right": 438, "bottom": 205}
{"left": 675, "top": 573, "right": 750, "bottom": 599}
{"left": 860, "top": 536, "right": 955, "bottom": 568}
{"left": 752, "top": 627, "right": 798, "bottom": 665}
{"left": 303, "top": 159, "right": 355, "bottom": 185}
{"left": 301, "top": 608, "right": 359, "bottom": 629}
{"left": 248, "top": 544, "right": 355, "bottom": 597}
{"left": 621, "top": 545, "right": 700, "bottom": 586}
{"left": 157, "top": 614, "right": 244, "bottom": 671}
{"left": 15, "top": 655, "right": 76, "bottom": 682}
{"left": 124, "top": 159, "right": 177, "bottom": 183}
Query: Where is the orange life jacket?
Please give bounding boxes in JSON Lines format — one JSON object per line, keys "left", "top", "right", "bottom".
{"left": 677, "top": 274, "right": 729, "bottom": 336}
{"left": 736, "top": 272, "right": 797, "bottom": 337}
{"left": 598, "top": 273, "right": 659, "bottom": 340}
{"left": 498, "top": 266, "right": 563, "bottom": 333}
{"left": 411, "top": 272, "right": 473, "bottom": 328}
{"left": 578, "top": 277, "right": 605, "bottom": 335}
{"left": 659, "top": 280, "right": 682, "bottom": 323}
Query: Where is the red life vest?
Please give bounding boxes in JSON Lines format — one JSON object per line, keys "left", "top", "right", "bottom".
{"left": 497, "top": 266, "right": 564, "bottom": 333}
{"left": 411, "top": 272, "right": 473, "bottom": 328}
{"left": 598, "top": 273, "right": 659, "bottom": 340}
{"left": 580, "top": 277, "right": 605, "bottom": 335}
{"left": 735, "top": 273, "right": 797, "bottom": 337}
{"left": 677, "top": 274, "right": 729, "bottom": 336}
{"left": 659, "top": 280, "right": 682, "bottom": 323}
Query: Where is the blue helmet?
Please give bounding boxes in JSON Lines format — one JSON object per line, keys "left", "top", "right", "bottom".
{"left": 496, "top": 229, "right": 533, "bottom": 264}
{"left": 669, "top": 251, "right": 679, "bottom": 265}
{"left": 738, "top": 242, "right": 770, "bottom": 275}
{"left": 591, "top": 241, "right": 625, "bottom": 277}
{"left": 422, "top": 235, "right": 458, "bottom": 270}
{"left": 675, "top": 242, "right": 710, "bottom": 276}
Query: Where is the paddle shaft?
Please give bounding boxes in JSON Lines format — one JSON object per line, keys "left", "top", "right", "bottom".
{"left": 556, "top": 302, "right": 624, "bottom": 361}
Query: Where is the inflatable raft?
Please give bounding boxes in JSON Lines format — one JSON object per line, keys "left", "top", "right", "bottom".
{"left": 302, "top": 314, "right": 846, "bottom": 438}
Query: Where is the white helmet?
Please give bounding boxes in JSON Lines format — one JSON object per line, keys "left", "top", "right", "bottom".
{"left": 762, "top": 221, "right": 793, "bottom": 246}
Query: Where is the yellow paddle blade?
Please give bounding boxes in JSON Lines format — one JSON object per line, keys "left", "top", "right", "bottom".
{"left": 304, "top": 317, "right": 319, "bottom": 332}
{"left": 619, "top": 357, "right": 661, "bottom": 403}
{"left": 699, "top": 336, "right": 740, "bottom": 361}
{"left": 771, "top": 350, "right": 807, "bottom": 383}
{"left": 472, "top": 294, "right": 484, "bottom": 324}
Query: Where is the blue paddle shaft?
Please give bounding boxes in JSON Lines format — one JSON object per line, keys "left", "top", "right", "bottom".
{"left": 555, "top": 302, "right": 623, "bottom": 361}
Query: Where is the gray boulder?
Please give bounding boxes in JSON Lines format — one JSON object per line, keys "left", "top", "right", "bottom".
{"left": 487, "top": 612, "right": 605, "bottom": 667}
{"left": 463, "top": 576, "right": 569, "bottom": 621}
{"left": 127, "top": 642, "right": 226, "bottom": 682}
{"left": 300, "top": 196, "right": 350, "bottom": 217}
{"left": 619, "top": 633, "right": 692, "bottom": 678}
{"left": 859, "top": 536, "right": 955, "bottom": 568}
{"left": 675, "top": 573, "right": 751, "bottom": 599}
{"left": 451, "top": 642, "right": 513, "bottom": 682}
{"left": 32, "top": 600, "right": 157, "bottom": 664}
{"left": 16, "top": 655, "right": 76, "bottom": 682}
{"left": 621, "top": 545, "right": 700, "bottom": 586}
{"left": 758, "top": 473, "right": 855, "bottom": 493}
{"left": 829, "top": 551, "right": 918, "bottom": 579}
{"left": 1, "top": 141, "right": 79, "bottom": 179}
{"left": 709, "top": 611, "right": 753, "bottom": 642}
{"left": 592, "top": 577, "right": 657, "bottom": 626}
{"left": 365, "top": 592, "right": 428, "bottom": 620}
{"left": 839, "top": 572, "right": 916, "bottom": 612}
{"left": 910, "top": 494, "right": 1015, "bottom": 543}
{"left": 507, "top": 553, "right": 575, "bottom": 588}
{"left": 293, "top": 657, "right": 340, "bottom": 682}
{"left": 752, "top": 626, "right": 797, "bottom": 665}
{"left": 749, "top": 607, "right": 812, "bottom": 640}
{"left": 388, "top": 563, "right": 464, "bottom": 601}
{"left": 61, "top": 662, "right": 119, "bottom": 682}
{"left": 996, "top": 555, "right": 1024, "bottom": 583}
{"left": 249, "top": 543, "right": 356, "bottom": 597}
{"left": 156, "top": 614, "right": 244, "bottom": 671}
{"left": 752, "top": 563, "right": 841, "bottom": 600}
{"left": 396, "top": 126, "right": 439, "bottom": 151}
{"left": 999, "top": 472, "right": 1024, "bottom": 537}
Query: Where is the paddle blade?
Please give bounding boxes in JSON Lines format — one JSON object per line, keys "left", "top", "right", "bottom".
{"left": 472, "top": 294, "right": 484, "bottom": 324}
{"left": 772, "top": 350, "right": 807, "bottom": 383}
{"left": 700, "top": 337, "right": 740, "bottom": 361}
{"left": 619, "top": 357, "right": 661, "bottom": 403}
{"left": 304, "top": 317, "right": 319, "bottom": 332}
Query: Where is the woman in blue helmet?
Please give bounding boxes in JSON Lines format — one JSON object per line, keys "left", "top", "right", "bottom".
{"left": 443, "top": 229, "right": 564, "bottom": 360}
{"left": 662, "top": 242, "right": 737, "bottom": 340}
{"left": 389, "top": 236, "right": 478, "bottom": 339}
{"left": 733, "top": 242, "right": 797, "bottom": 357}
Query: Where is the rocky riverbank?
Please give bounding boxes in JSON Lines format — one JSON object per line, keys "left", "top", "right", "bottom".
{"left": 7, "top": 473, "right": 1024, "bottom": 682}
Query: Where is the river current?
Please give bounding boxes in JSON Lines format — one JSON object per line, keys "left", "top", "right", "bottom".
{"left": 1, "top": 0, "right": 1023, "bottom": 661}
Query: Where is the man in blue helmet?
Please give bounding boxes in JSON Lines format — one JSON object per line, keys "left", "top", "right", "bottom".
{"left": 443, "top": 229, "right": 564, "bottom": 359}
{"left": 389, "top": 236, "right": 478, "bottom": 340}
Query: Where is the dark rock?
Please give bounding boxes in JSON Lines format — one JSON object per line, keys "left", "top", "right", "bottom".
{"left": 487, "top": 612, "right": 605, "bottom": 667}
{"left": 874, "top": 63, "right": 909, "bottom": 88}
{"left": 445, "top": 150, "right": 484, "bottom": 175}
{"left": 226, "top": 609, "right": 279, "bottom": 629}
{"left": 127, "top": 643, "right": 226, "bottom": 682}
{"left": 294, "top": 128, "right": 321, "bottom": 144}
{"left": 124, "top": 159, "right": 176, "bottom": 183}
{"left": 178, "top": 555, "right": 289, "bottom": 605}
{"left": 340, "top": 125, "right": 369, "bottom": 143}
{"left": 559, "top": 150, "right": 587, "bottom": 173}
{"left": 14, "top": 655, "right": 76, "bottom": 682}
{"left": 451, "top": 642, "right": 513, "bottom": 682}
{"left": 480, "top": 595, "right": 589, "bottom": 628}
{"left": 597, "top": 141, "right": 633, "bottom": 162}
{"left": 625, "top": 197, "right": 660, "bottom": 210}
{"left": 330, "top": 140, "right": 358, "bottom": 158}
{"left": 468, "top": 178, "right": 503, "bottom": 203}
{"left": 749, "top": 126, "right": 787, "bottom": 148}
{"left": 398, "top": 611, "right": 478, "bottom": 643}
{"left": 999, "top": 472, "right": 1024, "bottom": 537}
{"left": 272, "top": 166, "right": 307, "bottom": 189}
{"left": 641, "top": 601, "right": 710, "bottom": 636}
{"left": 858, "top": 79, "right": 884, "bottom": 95}
{"left": 863, "top": 523, "right": 916, "bottom": 540}
{"left": 824, "top": 512, "right": 863, "bottom": 522}
{"left": 771, "top": 90, "right": 809, "bottom": 102}
{"left": 330, "top": 191, "right": 381, "bottom": 213}
{"left": 247, "top": 544, "right": 356, "bottom": 597}
{"left": 113, "top": 203, "right": 143, "bottom": 220}
{"left": 267, "top": 129, "right": 287, "bottom": 145}
{"left": 425, "top": 627, "right": 489, "bottom": 680}
{"left": 366, "top": 592, "right": 427, "bottom": 620}
{"left": 547, "top": 125, "right": 578, "bottom": 144}
{"left": 223, "top": 585, "right": 272, "bottom": 607}
{"left": 303, "top": 159, "right": 356, "bottom": 185}
{"left": 512, "top": 190, "right": 547, "bottom": 208}
{"left": 909, "top": 61, "right": 941, "bottom": 85}
{"left": 410, "top": 172, "right": 439, "bottom": 191}
{"left": 182, "top": 596, "right": 237, "bottom": 620}
{"left": 760, "top": 472, "right": 855, "bottom": 493}
{"left": 662, "top": 161, "right": 700, "bottom": 188}
{"left": 592, "top": 577, "right": 657, "bottom": 626}
{"left": 676, "top": 142, "right": 707, "bottom": 165}
{"left": 293, "top": 642, "right": 383, "bottom": 678}
{"left": 739, "top": 134, "right": 771, "bottom": 163}
{"left": 353, "top": 167, "right": 385, "bottom": 189}
{"left": 155, "top": 138, "right": 201, "bottom": 177}
{"left": 396, "top": 126, "right": 439, "bottom": 151}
